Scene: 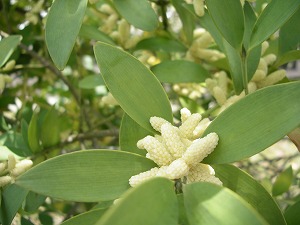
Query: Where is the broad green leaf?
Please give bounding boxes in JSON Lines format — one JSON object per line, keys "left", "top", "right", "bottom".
{"left": 214, "top": 164, "right": 286, "bottom": 225}
{"left": 61, "top": 209, "right": 107, "bottom": 225}
{"left": 172, "top": 0, "right": 195, "bottom": 44}
{"left": 40, "top": 107, "right": 60, "bottom": 148}
{"left": 79, "top": 25, "right": 115, "bottom": 45}
{"left": 183, "top": 182, "right": 268, "bottom": 225}
{"left": 278, "top": 8, "right": 300, "bottom": 56}
{"left": 78, "top": 75, "right": 104, "bottom": 89}
{"left": 4, "top": 132, "right": 32, "bottom": 157}
{"left": 96, "top": 178, "right": 178, "bottom": 225}
{"left": 24, "top": 192, "right": 46, "bottom": 213}
{"left": 16, "top": 150, "right": 156, "bottom": 202}
{"left": 284, "top": 200, "right": 300, "bottom": 225}
{"left": 206, "top": 0, "right": 244, "bottom": 49}
{"left": 250, "top": 0, "right": 300, "bottom": 49}
{"left": 113, "top": 0, "right": 158, "bottom": 31}
{"left": 0, "top": 184, "right": 28, "bottom": 225}
{"left": 203, "top": 82, "right": 300, "bottom": 164}
{"left": 275, "top": 50, "right": 300, "bottom": 67}
{"left": 119, "top": 113, "right": 149, "bottom": 156}
{"left": 0, "top": 35, "right": 22, "bottom": 68}
{"left": 272, "top": 166, "right": 294, "bottom": 196}
{"left": 94, "top": 42, "right": 173, "bottom": 132}
{"left": 151, "top": 60, "right": 209, "bottom": 83}
{"left": 135, "top": 37, "right": 187, "bottom": 53}
{"left": 247, "top": 45, "right": 262, "bottom": 81}
{"left": 45, "top": 0, "right": 88, "bottom": 70}
{"left": 27, "top": 111, "right": 42, "bottom": 153}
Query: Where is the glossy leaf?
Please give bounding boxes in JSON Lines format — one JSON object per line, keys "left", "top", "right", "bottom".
{"left": 250, "top": 0, "right": 300, "bottom": 49}
{"left": 16, "top": 150, "right": 156, "bottom": 202}
{"left": 0, "top": 35, "right": 22, "bottom": 68}
{"left": 79, "top": 25, "right": 115, "bottom": 45}
{"left": 214, "top": 164, "right": 286, "bottom": 225}
{"left": 27, "top": 111, "right": 42, "bottom": 153}
{"left": 78, "top": 74, "right": 105, "bottom": 89}
{"left": 272, "top": 166, "right": 293, "bottom": 196}
{"left": 45, "top": 0, "right": 88, "bottom": 70}
{"left": 40, "top": 107, "right": 60, "bottom": 148}
{"left": 61, "top": 209, "right": 107, "bottom": 225}
{"left": 135, "top": 37, "right": 187, "bottom": 53}
{"left": 113, "top": 0, "right": 158, "bottom": 31}
{"left": 119, "top": 113, "right": 149, "bottom": 156}
{"left": 284, "top": 200, "right": 300, "bottom": 225}
{"left": 183, "top": 182, "right": 268, "bottom": 225}
{"left": 0, "top": 184, "right": 28, "bottom": 225}
{"left": 96, "top": 177, "right": 178, "bottom": 225}
{"left": 94, "top": 42, "right": 173, "bottom": 132}
{"left": 151, "top": 60, "right": 209, "bottom": 83}
{"left": 203, "top": 82, "right": 300, "bottom": 164}
{"left": 206, "top": 0, "right": 244, "bottom": 49}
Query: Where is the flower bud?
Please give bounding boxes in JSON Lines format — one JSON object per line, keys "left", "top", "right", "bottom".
{"left": 0, "top": 176, "right": 12, "bottom": 187}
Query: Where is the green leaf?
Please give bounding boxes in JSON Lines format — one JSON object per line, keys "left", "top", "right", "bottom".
{"left": 40, "top": 107, "right": 60, "bottom": 148}
{"left": 16, "top": 150, "right": 156, "bottom": 202}
{"left": 206, "top": 0, "right": 244, "bottom": 49}
{"left": 278, "top": 7, "right": 300, "bottom": 56}
{"left": 213, "top": 164, "right": 286, "bottom": 225}
{"left": 275, "top": 50, "right": 300, "bottom": 67}
{"left": 250, "top": 0, "right": 300, "bottom": 49}
{"left": 203, "top": 82, "right": 300, "bottom": 164}
{"left": 61, "top": 209, "right": 107, "bottom": 225}
{"left": 183, "top": 182, "right": 268, "bottom": 225}
{"left": 27, "top": 111, "right": 42, "bottom": 153}
{"left": 79, "top": 25, "right": 116, "bottom": 45}
{"left": 272, "top": 166, "right": 294, "bottom": 196}
{"left": 135, "top": 37, "right": 187, "bottom": 53}
{"left": 96, "top": 177, "right": 178, "bottom": 225}
{"left": 0, "top": 35, "right": 22, "bottom": 68}
{"left": 177, "top": 194, "right": 190, "bottom": 225}
{"left": 171, "top": 0, "right": 195, "bottom": 44}
{"left": 45, "top": 0, "right": 88, "bottom": 70}
{"left": 0, "top": 184, "right": 28, "bottom": 225}
{"left": 243, "top": 2, "right": 257, "bottom": 50}
{"left": 113, "top": 0, "right": 158, "bottom": 31}
{"left": 24, "top": 192, "right": 46, "bottom": 213}
{"left": 78, "top": 75, "right": 104, "bottom": 89}
{"left": 247, "top": 45, "right": 262, "bottom": 81}
{"left": 284, "top": 200, "right": 300, "bottom": 225}
{"left": 94, "top": 42, "right": 173, "bottom": 132}
{"left": 119, "top": 113, "right": 149, "bottom": 156}
{"left": 151, "top": 60, "right": 209, "bottom": 83}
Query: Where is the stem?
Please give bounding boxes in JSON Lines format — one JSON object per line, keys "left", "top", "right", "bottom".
{"left": 157, "top": 0, "right": 169, "bottom": 30}
{"left": 241, "top": 47, "right": 249, "bottom": 95}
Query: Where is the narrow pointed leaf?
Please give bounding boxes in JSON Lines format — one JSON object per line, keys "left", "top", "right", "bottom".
{"left": 206, "top": 0, "right": 244, "bottom": 49}
{"left": 79, "top": 25, "right": 116, "bottom": 45}
{"left": 151, "top": 60, "right": 209, "bottom": 83}
{"left": 247, "top": 45, "right": 262, "bottom": 81}
{"left": 113, "top": 0, "right": 158, "bottom": 31}
{"left": 78, "top": 74, "right": 105, "bottom": 89}
{"left": 203, "top": 82, "right": 300, "bottom": 164}
{"left": 0, "top": 35, "right": 22, "bottom": 68}
{"left": 275, "top": 50, "right": 300, "bottom": 67}
{"left": 61, "top": 209, "right": 107, "bottom": 225}
{"left": 96, "top": 178, "right": 178, "bottom": 225}
{"left": 183, "top": 182, "right": 268, "bottom": 225}
{"left": 40, "top": 107, "right": 60, "bottom": 148}
{"left": 45, "top": 0, "right": 88, "bottom": 70}
{"left": 94, "top": 43, "right": 173, "bottom": 132}
{"left": 284, "top": 200, "right": 300, "bottom": 225}
{"left": 250, "top": 0, "right": 300, "bottom": 49}
{"left": 16, "top": 150, "right": 156, "bottom": 202}
{"left": 213, "top": 164, "right": 286, "bottom": 225}
{"left": 272, "top": 166, "right": 293, "bottom": 196}
{"left": 28, "top": 112, "right": 42, "bottom": 153}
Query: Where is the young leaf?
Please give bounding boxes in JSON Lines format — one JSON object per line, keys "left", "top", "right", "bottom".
{"left": 113, "top": 0, "right": 158, "bottom": 31}
{"left": 250, "top": 0, "right": 300, "bottom": 49}
{"left": 95, "top": 178, "right": 178, "bottom": 225}
{"left": 61, "top": 209, "right": 107, "bottom": 225}
{"left": 272, "top": 166, "right": 294, "bottom": 196}
{"left": 78, "top": 75, "right": 105, "bottom": 89}
{"left": 94, "top": 42, "right": 173, "bottom": 132}
{"left": 206, "top": 0, "right": 244, "bottom": 49}
{"left": 151, "top": 60, "right": 209, "bottom": 83}
{"left": 284, "top": 200, "right": 300, "bottom": 225}
{"left": 45, "top": 0, "right": 88, "bottom": 70}
{"left": 79, "top": 25, "right": 116, "bottom": 45}
{"left": 0, "top": 35, "right": 22, "bottom": 68}
{"left": 40, "top": 107, "right": 60, "bottom": 148}
{"left": 213, "top": 164, "right": 286, "bottom": 225}
{"left": 203, "top": 81, "right": 300, "bottom": 164}
{"left": 119, "top": 113, "right": 149, "bottom": 156}
{"left": 247, "top": 45, "right": 262, "bottom": 81}
{"left": 15, "top": 150, "right": 156, "bottom": 202}
{"left": 183, "top": 182, "right": 268, "bottom": 225}
{"left": 27, "top": 111, "right": 42, "bottom": 153}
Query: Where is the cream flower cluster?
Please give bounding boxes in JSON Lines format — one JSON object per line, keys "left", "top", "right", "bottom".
{"left": 0, "top": 154, "right": 33, "bottom": 188}
{"left": 129, "top": 108, "right": 222, "bottom": 187}
{"left": 172, "top": 83, "right": 206, "bottom": 100}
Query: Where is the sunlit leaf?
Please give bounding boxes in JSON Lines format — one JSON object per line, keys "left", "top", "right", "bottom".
{"left": 61, "top": 209, "right": 107, "bottom": 225}
{"left": 0, "top": 35, "right": 22, "bottom": 68}
{"left": 78, "top": 75, "right": 104, "bottom": 89}
{"left": 79, "top": 25, "right": 115, "bottom": 45}
{"left": 272, "top": 166, "right": 293, "bottom": 196}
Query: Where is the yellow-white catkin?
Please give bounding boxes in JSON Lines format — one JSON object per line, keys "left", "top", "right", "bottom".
{"left": 118, "top": 19, "right": 130, "bottom": 44}
{"left": 180, "top": 108, "right": 191, "bottom": 123}
{"left": 161, "top": 123, "right": 186, "bottom": 158}
{"left": 193, "top": 118, "right": 211, "bottom": 138}
{"left": 187, "top": 163, "right": 222, "bottom": 185}
{"left": 101, "top": 93, "right": 119, "bottom": 106}
{"left": 193, "top": 0, "right": 205, "bottom": 17}
{"left": 179, "top": 113, "right": 202, "bottom": 139}
{"left": 196, "top": 49, "right": 225, "bottom": 61}
{"left": 263, "top": 54, "right": 277, "bottom": 65}
{"left": 150, "top": 116, "right": 170, "bottom": 132}
{"left": 137, "top": 136, "right": 173, "bottom": 166}
{"left": 248, "top": 82, "right": 257, "bottom": 94}
{"left": 10, "top": 167, "right": 26, "bottom": 177}
{"left": 205, "top": 78, "right": 218, "bottom": 94}
{"left": 3, "top": 60, "right": 16, "bottom": 71}
{"left": 217, "top": 71, "right": 228, "bottom": 94}
{"left": 0, "top": 162, "right": 7, "bottom": 173}
{"left": 196, "top": 32, "right": 213, "bottom": 48}
{"left": 213, "top": 86, "right": 227, "bottom": 105}
{"left": 257, "top": 58, "right": 268, "bottom": 74}
{"left": 100, "top": 4, "right": 115, "bottom": 15}
{"left": 251, "top": 69, "right": 267, "bottom": 82}
{"left": 261, "top": 41, "right": 269, "bottom": 55}
{"left": 0, "top": 76, "right": 5, "bottom": 93}
{"left": 15, "top": 159, "right": 33, "bottom": 171}
{"left": 0, "top": 176, "right": 12, "bottom": 187}
{"left": 182, "top": 133, "right": 219, "bottom": 166}
{"left": 7, "top": 154, "right": 16, "bottom": 171}
{"left": 257, "top": 69, "right": 286, "bottom": 88}
{"left": 129, "top": 167, "right": 159, "bottom": 187}
{"left": 165, "top": 158, "right": 189, "bottom": 179}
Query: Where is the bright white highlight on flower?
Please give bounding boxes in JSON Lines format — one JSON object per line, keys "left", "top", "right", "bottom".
{"left": 129, "top": 108, "right": 222, "bottom": 187}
